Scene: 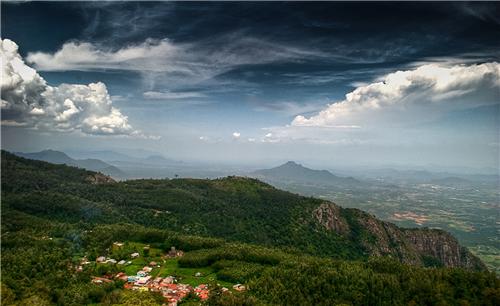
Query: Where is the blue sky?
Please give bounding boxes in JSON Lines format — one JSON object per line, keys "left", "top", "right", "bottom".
{"left": 1, "top": 1, "right": 499, "bottom": 171}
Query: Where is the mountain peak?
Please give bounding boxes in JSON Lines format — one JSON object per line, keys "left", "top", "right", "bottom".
{"left": 283, "top": 161, "right": 301, "bottom": 167}
{"left": 253, "top": 161, "right": 360, "bottom": 186}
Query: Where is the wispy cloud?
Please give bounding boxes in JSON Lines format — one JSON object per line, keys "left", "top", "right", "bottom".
{"left": 143, "top": 91, "right": 207, "bottom": 100}
{"left": 253, "top": 101, "right": 325, "bottom": 116}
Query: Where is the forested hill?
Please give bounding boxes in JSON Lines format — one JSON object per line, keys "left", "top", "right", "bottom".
{"left": 1, "top": 150, "right": 485, "bottom": 270}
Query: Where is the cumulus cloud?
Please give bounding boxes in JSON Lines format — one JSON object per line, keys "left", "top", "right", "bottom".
{"left": 232, "top": 132, "right": 241, "bottom": 139}
{"left": 292, "top": 62, "right": 500, "bottom": 128}
{"left": 1, "top": 38, "right": 137, "bottom": 136}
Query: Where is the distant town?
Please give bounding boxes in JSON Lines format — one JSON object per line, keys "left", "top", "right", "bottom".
{"left": 82, "top": 243, "right": 245, "bottom": 306}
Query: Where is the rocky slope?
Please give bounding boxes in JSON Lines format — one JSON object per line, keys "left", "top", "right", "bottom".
{"left": 312, "top": 202, "right": 485, "bottom": 270}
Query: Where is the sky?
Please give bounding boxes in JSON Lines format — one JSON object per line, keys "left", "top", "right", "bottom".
{"left": 1, "top": 1, "right": 499, "bottom": 172}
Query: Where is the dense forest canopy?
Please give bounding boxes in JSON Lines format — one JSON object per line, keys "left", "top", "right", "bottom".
{"left": 1, "top": 151, "right": 498, "bottom": 305}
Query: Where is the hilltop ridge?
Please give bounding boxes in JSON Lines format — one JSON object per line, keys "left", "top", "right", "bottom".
{"left": 1, "top": 151, "right": 485, "bottom": 271}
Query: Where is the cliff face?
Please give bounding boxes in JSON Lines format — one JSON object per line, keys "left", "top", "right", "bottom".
{"left": 312, "top": 202, "right": 486, "bottom": 271}
{"left": 313, "top": 203, "right": 349, "bottom": 235}
{"left": 403, "top": 228, "right": 485, "bottom": 270}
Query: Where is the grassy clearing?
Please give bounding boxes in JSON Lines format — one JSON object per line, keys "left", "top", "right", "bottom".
{"left": 108, "top": 242, "right": 235, "bottom": 287}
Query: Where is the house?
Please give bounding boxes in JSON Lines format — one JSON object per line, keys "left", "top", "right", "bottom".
{"left": 233, "top": 284, "right": 246, "bottom": 291}
{"left": 167, "top": 246, "right": 183, "bottom": 257}
{"left": 161, "top": 276, "right": 175, "bottom": 284}
{"left": 92, "top": 277, "right": 112, "bottom": 284}
{"left": 127, "top": 276, "right": 137, "bottom": 283}
{"left": 195, "top": 272, "right": 202, "bottom": 277}
{"left": 135, "top": 276, "right": 151, "bottom": 286}
{"left": 131, "top": 252, "right": 140, "bottom": 258}
{"left": 113, "top": 242, "right": 124, "bottom": 247}
{"left": 168, "top": 246, "right": 177, "bottom": 257}
{"left": 142, "top": 266, "right": 153, "bottom": 273}
{"left": 194, "top": 284, "right": 209, "bottom": 300}
{"left": 80, "top": 257, "right": 91, "bottom": 265}
{"left": 106, "top": 258, "right": 117, "bottom": 264}
{"left": 117, "top": 260, "right": 127, "bottom": 265}
{"left": 96, "top": 256, "right": 106, "bottom": 263}
{"left": 115, "top": 272, "right": 128, "bottom": 281}
{"left": 124, "top": 283, "right": 134, "bottom": 290}
{"left": 137, "top": 271, "right": 147, "bottom": 277}
{"left": 149, "top": 261, "right": 157, "bottom": 267}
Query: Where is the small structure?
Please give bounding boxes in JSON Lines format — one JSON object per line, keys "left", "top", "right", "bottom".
{"left": 233, "top": 284, "right": 246, "bottom": 292}
{"left": 168, "top": 246, "right": 177, "bottom": 256}
{"left": 113, "top": 242, "right": 124, "bottom": 247}
{"left": 117, "top": 260, "right": 127, "bottom": 265}
{"left": 149, "top": 261, "right": 157, "bottom": 267}
{"left": 135, "top": 275, "right": 151, "bottom": 286}
{"left": 142, "top": 266, "right": 153, "bottom": 273}
{"left": 92, "top": 276, "right": 112, "bottom": 284}
{"left": 131, "top": 252, "right": 140, "bottom": 259}
{"left": 127, "top": 276, "right": 137, "bottom": 283}
{"left": 194, "top": 284, "right": 209, "bottom": 300}
{"left": 161, "top": 276, "right": 175, "bottom": 285}
{"left": 81, "top": 257, "right": 91, "bottom": 265}
{"left": 96, "top": 256, "right": 106, "bottom": 263}
{"left": 137, "top": 271, "right": 147, "bottom": 277}
{"left": 106, "top": 258, "right": 117, "bottom": 264}
{"left": 195, "top": 272, "right": 202, "bottom": 277}
{"left": 115, "top": 272, "right": 128, "bottom": 281}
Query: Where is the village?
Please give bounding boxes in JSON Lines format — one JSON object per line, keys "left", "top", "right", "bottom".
{"left": 81, "top": 243, "right": 245, "bottom": 306}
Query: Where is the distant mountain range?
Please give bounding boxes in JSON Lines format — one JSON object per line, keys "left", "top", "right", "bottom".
{"left": 14, "top": 150, "right": 125, "bottom": 178}
{"left": 67, "top": 149, "right": 180, "bottom": 164}
{"left": 251, "top": 161, "right": 360, "bottom": 186}
{"left": 353, "top": 168, "right": 499, "bottom": 187}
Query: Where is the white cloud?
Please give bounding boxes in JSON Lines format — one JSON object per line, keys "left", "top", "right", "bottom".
{"left": 25, "top": 36, "right": 326, "bottom": 88}
{"left": 26, "top": 39, "right": 180, "bottom": 72}
{"left": 143, "top": 90, "right": 207, "bottom": 100}
{"left": 232, "top": 132, "right": 241, "bottom": 139}
{"left": 292, "top": 62, "right": 500, "bottom": 128}
{"left": 1, "top": 38, "right": 138, "bottom": 136}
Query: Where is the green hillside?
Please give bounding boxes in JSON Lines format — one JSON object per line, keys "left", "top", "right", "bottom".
{"left": 1, "top": 151, "right": 498, "bottom": 305}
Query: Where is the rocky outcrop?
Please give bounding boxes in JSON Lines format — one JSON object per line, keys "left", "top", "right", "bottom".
{"left": 349, "top": 209, "right": 420, "bottom": 265}
{"left": 314, "top": 204, "right": 485, "bottom": 271}
{"left": 403, "top": 228, "right": 486, "bottom": 270}
{"left": 86, "top": 173, "right": 116, "bottom": 185}
{"left": 313, "top": 203, "right": 349, "bottom": 235}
